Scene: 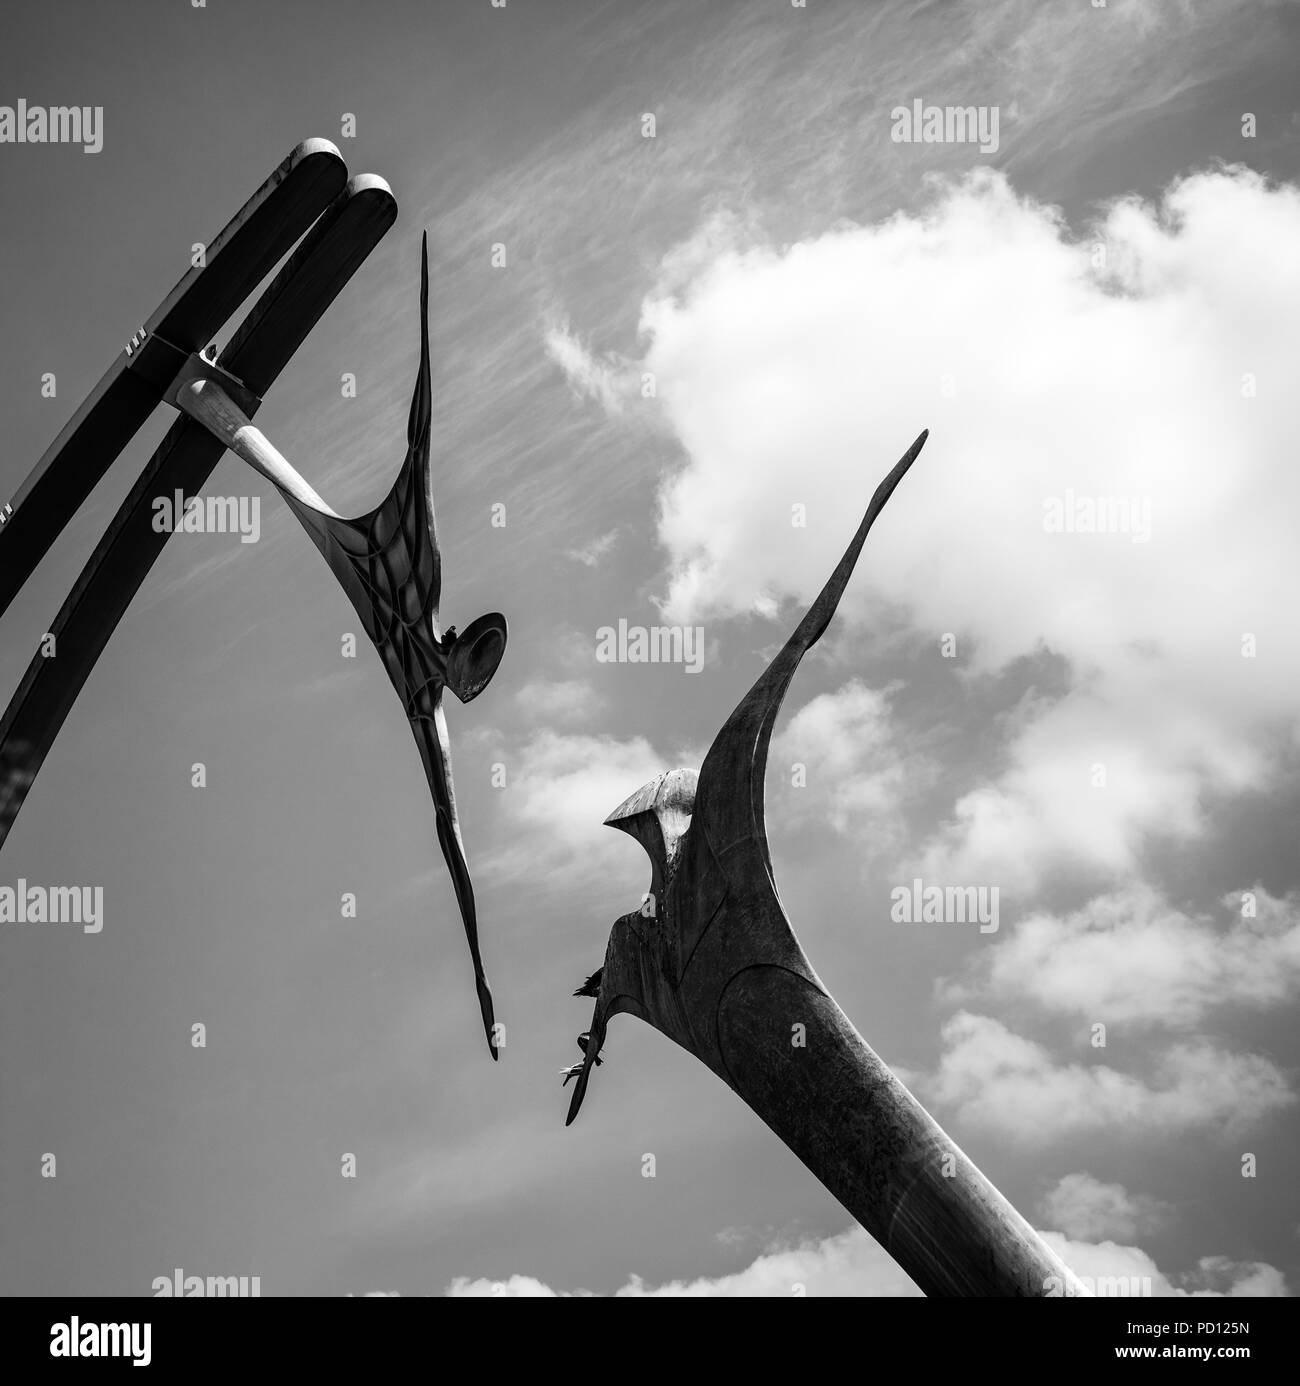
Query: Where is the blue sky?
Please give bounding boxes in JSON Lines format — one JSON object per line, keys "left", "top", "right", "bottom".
{"left": 1, "top": 0, "right": 1298, "bottom": 1296}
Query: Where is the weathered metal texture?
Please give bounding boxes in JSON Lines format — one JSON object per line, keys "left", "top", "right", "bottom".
{"left": 566, "top": 433, "right": 1088, "bottom": 1297}
{"left": 0, "top": 177, "right": 397, "bottom": 848}
{"left": 186, "top": 235, "right": 506, "bottom": 1059}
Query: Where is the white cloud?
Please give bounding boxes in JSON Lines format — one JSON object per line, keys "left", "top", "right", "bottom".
{"left": 624, "top": 167, "right": 1300, "bottom": 893}
{"left": 544, "top": 322, "right": 635, "bottom": 416}
{"left": 1041, "top": 1232, "right": 1290, "bottom": 1298}
{"left": 444, "top": 1221, "right": 1287, "bottom": 1297}
{"left": 477, "top": 729, "right": 668, "bottom": 887}
{"left": 1039, "top": 1173, "right": 1167, "bottom": 1242}
{"left": 564, "top": 528, "right": 620, "bottom": 567}
{"left": 446, "top": 1226, "right": 919, "bottom": 1296}
{"left": 512, "top": 678, "right": 606, "bottom": 727}
{"left": 772, "top": 680, "right": 926, "bottom": 844}
{"left": 1176, "top": 1256, "right": 1290, "bottom": 1298}
{"left": 611, "top": 1227, "right": 919, "bottom": 1296}
{"left": 945, "top": 884, "right": 1300, "bottom": 1026}
{"left": 923, "top": 1011, "right": 1293, "bottom": 1144}
{"left": 1042, "top": 1234, "right": 1170, "bottom": 1296}
{"left": 447, "top": 1274, "right": 570, "bottom": 1297}
{"left": 546, "top": 622, "right": 611, "bottom": 676}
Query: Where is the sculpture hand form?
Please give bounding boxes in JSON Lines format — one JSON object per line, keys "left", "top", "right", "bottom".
{"left": 177, "top": 235, "right": 505, "bottom": 1059}
{"left": 564, "top": 431, "right": 1088, "bottom": 1296}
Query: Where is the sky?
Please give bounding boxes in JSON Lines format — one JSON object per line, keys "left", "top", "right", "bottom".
{"left": 0, "top": 0, "right": 1298, "bottom": 1297}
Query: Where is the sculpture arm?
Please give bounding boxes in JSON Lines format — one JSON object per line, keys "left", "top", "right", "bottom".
{"left": 413, "top": 700, "right": 498, "bottom": 1059}
{"left": 717, "top": 964, "right": 1086, "bottom": 1296}
{"left": 690, "top": 430, "right": 928, "bottom": 907}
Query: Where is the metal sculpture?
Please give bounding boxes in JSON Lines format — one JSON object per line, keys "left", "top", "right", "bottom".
{"left": 172, "top": 237, "right": 505, "bottom": 1056}
{"left": 564, "top": 432, "right": 1088, "bottom": 1296}
{"left": 0, "top": 139, "right": 351, "bottom": 619}
{"left": 0, "top": 154, "right": 392, "bottom": 850}
{"left": 0, "top": 143, "right": 503, "bottom": 1058}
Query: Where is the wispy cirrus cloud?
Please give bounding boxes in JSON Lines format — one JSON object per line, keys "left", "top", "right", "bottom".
{"left": 545, "top": 323, "right": 636, "bottom": 417}
{"left": 563, "top": 528, "right": 620, "bottom": 568}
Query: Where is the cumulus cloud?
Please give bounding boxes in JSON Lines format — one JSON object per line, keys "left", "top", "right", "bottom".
{"left": 447, "top": 1274, "right": 571, "bottom": 1297}
{"left": 444, "top": 1221, "right": 1287, "bottom": 1297}
{"left": 1041, "top": 1232, "right": 1290, "bottom": 1298}
{"left": 944, "top": 884, "right": 1300, "bottom": 1026}
{"left": 1039, "top": 1173, "right": 1167, "bottom": 1242}
{"left": 624, "top": 166, "right": 1300, "bottom": 892}
{"left": 512, "top": 678, "right": 606, "bottom": 727}
{"left": 610, "top": 1227, "right": 919, "bottom": 1296}
{"left": 476, "top": 728, "right": 667, "bottom": 887}
{"left": 1176, "top": 1256, "right": 1290, "bottom": 1298}
{"left": 447, "top": 1225, "right": 919, "bottom": 1296}
{"left": 772, "top": 679, "right": 927, "bottom": 845}
{"left": 922, "top": 1011, "right": 1293, "bottom": 1144}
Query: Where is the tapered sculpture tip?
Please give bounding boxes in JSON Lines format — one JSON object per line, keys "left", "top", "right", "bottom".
{"left": 477, "top": 977, "right": 499, "bottom": 1060}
